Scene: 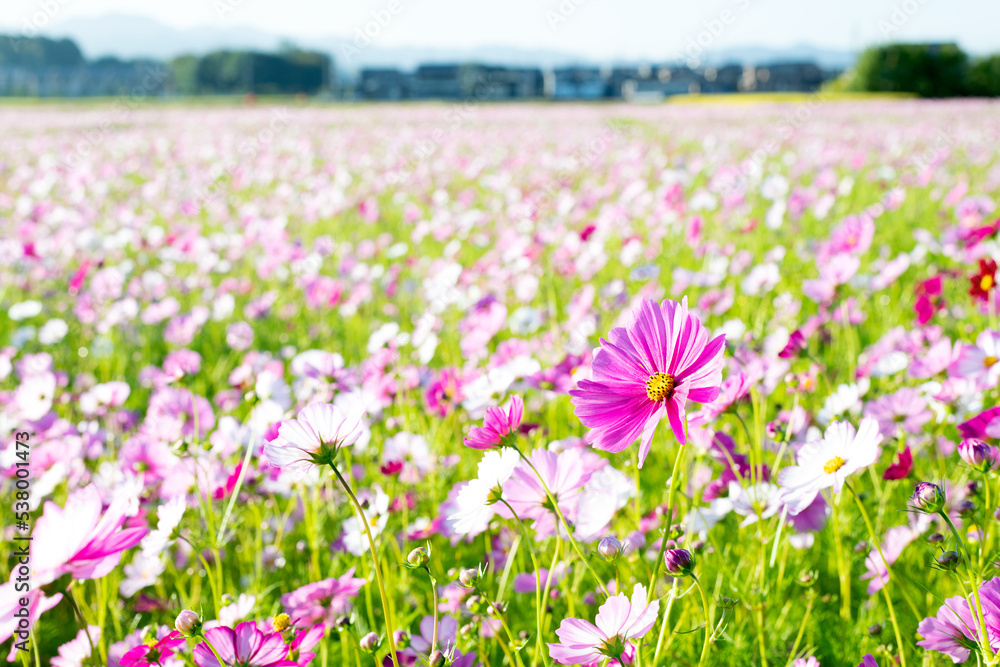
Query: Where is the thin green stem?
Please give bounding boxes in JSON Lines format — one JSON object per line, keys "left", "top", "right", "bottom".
{"left": 649, "top": 443, "right": 688, "bottom": 593}
{"left": 330, "top": 463, "right": 400, "bottom": 667}
{"left": 509, "top": 443, "right": 609, "bottom": 597}
{"left": 478, "top": 588, "right": 526, "bottom": 667}
{"left": 500, "top": 497, "right": 548, "bottom": 667}
{"left": 691, "top": 575, "right": 712, "bottom": 667}
{"left": 848, "top": 485, "right": 907, "bottom": 667}
{"left": 786, "top": 592, "right": 815, "bottom": 667}
{"left": 941, "top": 510, "right": 994, "bottom": 662}
{"left": 199, "top": 633, "right": 229, "bottom": 667}
{"left": 426, "top": 568, "right": 440, "bottom": 654}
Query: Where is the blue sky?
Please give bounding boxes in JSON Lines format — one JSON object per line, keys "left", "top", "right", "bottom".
{"left": 2, "top": 0, "right": 998, "bottom": 59}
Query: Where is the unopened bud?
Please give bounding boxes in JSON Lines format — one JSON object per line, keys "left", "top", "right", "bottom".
{"left": 868, "top": 623, "right": 882, "bottom": 636}
{"left": 459, "top": 567, "right": 481, "bottom": 588}
{"left": 428, "top": 649, "right": 447, "bottom": 667}
{"left": 663, "top": 548, "right": 694, "bottom": 577}
{"left": 936, "top": 551, "right": 961, "bottom": 571}
{"left": 174, "top": 610, "right": 201, "bottom": 636}
{"left": 927, "top": 532, "right": 944, "bottom": 543}
{"left": 957, "top": 499, "right": 976, "bottom": 517}
{"left": 597, "top": 536, "right": 624, "bottom": 561}
{"left": 359, "top": 631, "right": 380, "bottom": 653}
{"left": 911, "top": 482, "right": 946, "bottom": 514}
{"left": 407, "top": 547, "right": 430, "bottom": 568}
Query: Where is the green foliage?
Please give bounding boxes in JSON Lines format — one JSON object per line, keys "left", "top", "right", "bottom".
{"left": 968, "top": 54, "right": 1000, "bottom": 97}
{"left": 0, "top": 35, "right": 84, "bottom": 68}
{"left": 173, "top": 49, "right": 331, "bottom": 95}
{"left": 848, "top": 43, "right": 969, "bottom": 98}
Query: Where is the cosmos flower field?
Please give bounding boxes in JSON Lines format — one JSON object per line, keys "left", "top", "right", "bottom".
{"left": 2, "top": 98, "right": 1000, "bottom": 667}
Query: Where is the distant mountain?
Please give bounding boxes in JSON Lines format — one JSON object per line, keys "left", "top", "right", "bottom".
{"left": 16, "top": 13, "right": 857, "bottom": 73}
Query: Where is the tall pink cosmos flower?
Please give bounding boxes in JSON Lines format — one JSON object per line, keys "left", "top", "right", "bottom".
{"left": 263, "top": 402, "right": 365, "bottom": 471}
{"left": 193, "top": 622, "right": 296, "bottom": 667}
{"left": 917, "top": 578, "right": 1000, "bottom": 663}
{"left": 548, "top": 583, "right": 658, "bottom": 665}
{"left": 32, "top": 485, "right": 148, "bottom": 586}
{"left": 569, "top": 298, "right": 726, "bottom": 467}
{"left": 463, "top": 395, "right": 524, "bottom": 449}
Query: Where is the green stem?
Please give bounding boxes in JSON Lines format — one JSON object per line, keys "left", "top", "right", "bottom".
{"left": 785, "top": 591, "right": 815, "bottom": 667}
{"left": 847, "top": 485, "right": 907, "bottom": 667}
{"left": 500, "top": 498, "right": 549, "bottom": 667}
{"left": 426, "top": 568, "right": 440, "bottom": 654}
{"left": 478, "top": 589, "right": 526, "bottom": 667}
{"left": 649, "top": 443, "right": 688, "bottom": 593}
{"left": 830, "top": 493, "right": 851, "bottom": 621}
{"left": 940, "top": 510, "right": 994, "bottom": 662}
{"left": 199, "top": 633, "right": 230, "bottom": 667}
{"left": 509, "top": 443, "right": 609, "bottom": 598}
{"left": 330, "top": 464, "right": 400, "bottom": 667}
{"left": 692, "top": 575, "right": 712, "bottom": 667}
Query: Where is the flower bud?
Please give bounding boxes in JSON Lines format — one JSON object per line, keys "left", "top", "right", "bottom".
{"left": 936, "top": 551, "right": 961, "bottom": 571}
{"left": 927, "top": 532, "right": 944, "bottom": 543}
{"left": 459, "top": 567, "right": 481, "bottom": 588}
{"left": 797, "top": 569, "right": 817, "bottom": 587}
{"left": 717, "top": 596, "right": 739, "bottom": 609}
{"left": 597, "top": 536, "right": 624, "bottom": 561}
{"left": 957, "top": 499, "right": 976, "bottom": 517}
{"left": 407, "top": 547, "right": 430, "bottom": 568}
{"left": 272, "top": 613, "right": 292, "bottom": 633}
{"left": 911, "top": 482, "right": 946, "bottom": 514}
{"left": 428, "top": 649, "right": 447, "bottom": 667}
{"left": 174, "top": 610, "right": 201, "bottom": 636}
{"left": 392, "top": 630, "right": 410, "bottom": 650}
{"left": 868, "top": 624, "right": 882, "bottom": 636}
{"left": 959, "top": 438, "right": 998, "bottom": 471}
{"left": 359, "top": 631, "right": 380, "bottom": 653}
{"left": 663, "top": 548, "right": 694, "bottom": 577}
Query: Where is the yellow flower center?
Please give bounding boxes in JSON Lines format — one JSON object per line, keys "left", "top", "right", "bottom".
{"left": 645, "top": 373, "right": 676, "bottom": 402}
{"left": 985, "top": 356, "right": 998, "bottom": 368}
{"left": 272, "top": 613, "right": 292, "bottom": 633}
{"left": 983, "top": 275, "right": 995, "bottom": 291}
{"left": 823, "top": 456, "right": 846, "bottom": 474}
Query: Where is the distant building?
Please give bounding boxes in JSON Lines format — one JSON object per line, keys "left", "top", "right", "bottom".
{"left": 700, "top": 64, "right": 743, "bottom": 93}
{"left": 753, "top": 62, "right": 828, "bottom": 92}
{"left": 551, "top": 67, "right": 605, "bottom": 99}
{"left": 358, "top": 68, "right": 409, "bottom": 100}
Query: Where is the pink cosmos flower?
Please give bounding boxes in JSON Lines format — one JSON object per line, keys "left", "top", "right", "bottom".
{"left": 0, "top": 585, "right": 63, "bottom": 660}
{"left": 570, "top": 298, "right": 726, "bottom": 467}
{"left": 281, "top": 568, "right": 367, "bottom": 626}
{"left": 287, "top": 623, "right": 325, "bottom": 666}
{"left": 193, "top": 622, "right": 296, "bottom": 667}
{"left": 917, "top": 578, "right": 1000, "bottom": 663}
{"left": 263, "top": 402, "right": 365, "bottom": 471}
{"left": 32, "top": 485, "right": 148, "bottom": 586}
{"left": 502, "top": 447, "right": 592, "bottom": 538}
{"left": 119, "top": 630, "right": 185, "bottom": 667}
{"left": 959, "top": 407, "right": 1000, "bottom": 440}
{"left": 463, "top": 395, "right": 524, "bottom": 449}
{"left": 548, "top": 583, "right": 659, "bottom": 665}
{"left": 864, "top": 387, "right": 933, "bottom": 437}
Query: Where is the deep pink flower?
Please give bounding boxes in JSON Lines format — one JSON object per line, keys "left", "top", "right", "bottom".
{"left": 959, "top": 407, "right": 1000, "bottom": 440}
{"left": 882, "top": 445, "right": 913, "bottom": 480}
{"left": 281, "top": 569, "right": 366, "bottom": 626}
{"left": 287, "top": 624, "right": 325, "bottom": 666}
{"left": 193, "top": 622, "right": 296, "bottom": 667}
{"left": 463, "top": 395, "right": 524, "bottom": 449}
{"left": 778, "top": 330, "right": 807, "bottom": 359}
{"left": 570, "top": 298, "right": 726, "bottom": 467}
{"left": 119, "top": 631, "right": 185, "bottom": 667}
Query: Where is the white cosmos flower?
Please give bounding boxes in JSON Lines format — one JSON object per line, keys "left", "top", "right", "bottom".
{"left": 778, "top": 417, "right": 883, "bottom": 515}
{"left": 729, "top": 481, "right": 784, "bottom": 527}
{"left": 449, "top": 448, "right": 521, "bottom": 536}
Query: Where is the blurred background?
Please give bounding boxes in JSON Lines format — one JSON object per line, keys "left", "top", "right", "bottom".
{"left": 0, "top": 0, "right": 997, "bottom": 101}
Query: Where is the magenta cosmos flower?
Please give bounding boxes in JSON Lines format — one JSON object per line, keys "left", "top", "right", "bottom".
{"left": 569, "top": 298, "right": 726, "bottom": 467}
{"left": 463, "top": 395, "right": 524, "bottom": 449}
{"left": 193, "top": 622, "right": 296, "bottom": 667}
{"left": 119, "top": 630, "right": 185, "bottom": 667}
